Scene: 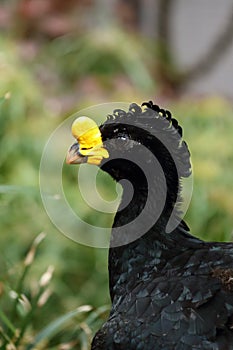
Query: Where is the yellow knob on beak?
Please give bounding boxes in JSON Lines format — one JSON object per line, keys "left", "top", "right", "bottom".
{"left": 67, "top": 116, "right": 109, "bottom": 165}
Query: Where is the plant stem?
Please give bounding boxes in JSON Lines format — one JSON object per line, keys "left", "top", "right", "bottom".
{"left": 0, "top": 308, "right": 16, "bottom": 335}
{"left": 10, "top": 265, "right": 29, "bottom": 322}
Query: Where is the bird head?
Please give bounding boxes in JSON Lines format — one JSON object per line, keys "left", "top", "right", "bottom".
{"left": 67, "top": 102, "right": 191, "bottom": 181}
{"left": 66, "top": 102, "right": 192, "bottom": 227}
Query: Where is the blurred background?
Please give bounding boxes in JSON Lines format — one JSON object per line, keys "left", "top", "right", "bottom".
{"left": 0, "top": 0, "right": 233, "bottom": 349}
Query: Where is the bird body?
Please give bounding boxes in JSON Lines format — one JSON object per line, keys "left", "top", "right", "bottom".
{"left": 67, "top": 102, "right": 233, "bottom": 349}
{"left": 93, "top": 231, "right": 233, "bottom": 349}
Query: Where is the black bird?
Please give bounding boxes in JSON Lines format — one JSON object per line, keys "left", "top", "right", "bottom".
{"left": 67, "top": 102, "right": 233, "bottom": 350}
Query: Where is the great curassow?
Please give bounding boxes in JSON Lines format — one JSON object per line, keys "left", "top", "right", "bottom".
{"left": 66, "top": 102, "right": 233, "bottom": 350}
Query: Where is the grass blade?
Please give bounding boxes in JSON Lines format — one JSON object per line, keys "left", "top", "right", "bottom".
{"left": 0, "top": 308, "right": 16, "bottom": 335}
{"left": 26, "top": 305, "right": 92, "bottom": 350}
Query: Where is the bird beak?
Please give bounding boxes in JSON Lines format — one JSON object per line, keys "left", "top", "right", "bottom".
{"left": 66, "top": 143, "right": 87, "bottom": 164}
{"left": 66, "top": 142, "right": 109, "bottom": 165}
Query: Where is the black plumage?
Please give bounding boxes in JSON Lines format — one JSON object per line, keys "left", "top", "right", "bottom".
{"left": 69, "top": 102, "right": 233, "bottom": 349}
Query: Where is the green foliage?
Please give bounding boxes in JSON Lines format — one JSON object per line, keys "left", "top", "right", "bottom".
{"left": 46, "top": 29, "right": 155, "bottom": 92}
{"left": 0, "top": 38, "right": 48, "bottom": 183}
{"left": 174, "top": 98, "right": 233, "bottom": 241}
{"left": 0, "top": 233, "right": 109, "bottom": 349}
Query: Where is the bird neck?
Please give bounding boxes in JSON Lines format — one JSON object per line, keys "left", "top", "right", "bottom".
{"left": 101, "top": 155, "right": 180, "bottom": 247}
{"left": 101, "top": 158, "right": 183, "bottom": 302}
